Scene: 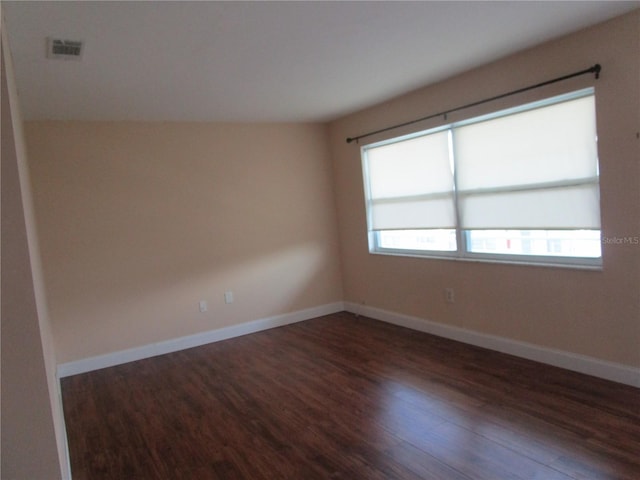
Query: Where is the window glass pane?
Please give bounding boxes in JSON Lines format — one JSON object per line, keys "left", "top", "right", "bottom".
{"left": 377, "top": 229, "right": 457, "bottom": 252}
{"left": 466, "top": 230, "right": 601, "bottom": 258}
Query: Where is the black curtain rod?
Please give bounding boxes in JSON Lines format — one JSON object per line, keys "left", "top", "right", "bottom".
{"left": 346, "top": 63, "right": 601, "bottom": 144}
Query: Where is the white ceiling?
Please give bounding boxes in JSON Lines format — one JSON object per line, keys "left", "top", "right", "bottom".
{"left": 3, "top": 1, "right": 639, "bottom": 122}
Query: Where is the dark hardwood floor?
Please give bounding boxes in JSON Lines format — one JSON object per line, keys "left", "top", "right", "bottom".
{"left": 61, "top": 312, "right": 640, "bottom": 479}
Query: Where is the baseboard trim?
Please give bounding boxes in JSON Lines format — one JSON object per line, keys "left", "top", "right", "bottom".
{"left": 344, "top": 302, "right": 640, "bottom": 388}
{"left": 57, "top": 302, "right": 345, "bottom": 378}
{"left": 57, "top": 301, "right": 639, "bottom": 388}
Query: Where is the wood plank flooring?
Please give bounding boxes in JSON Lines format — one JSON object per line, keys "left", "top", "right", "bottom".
{"left": 61, "top": 312, "right": 640, "bottom": 479}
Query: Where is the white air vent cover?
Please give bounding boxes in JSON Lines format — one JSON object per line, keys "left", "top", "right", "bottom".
{"left": 47, "top": 38, "right": 83, "bottom": 60}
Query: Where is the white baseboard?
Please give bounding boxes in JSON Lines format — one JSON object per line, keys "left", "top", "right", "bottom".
{"left": 344, "top": 302, "right": 640, "bottom": 388}
{"left": 57, "top": 300, "right": 639, "bottom": 388}
{"left": 57, "top": 302, "right": 345, "bottom": 378}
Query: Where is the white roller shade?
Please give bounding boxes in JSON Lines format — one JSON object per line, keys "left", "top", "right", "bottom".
{"left": 459, "top": 183, "right": 601, "bottom": 229}
{"left": 364, "top": 131, "right": 455, "bottom": 230}
{"left": 454, "top": 95, "right": 600, "bottom": 229}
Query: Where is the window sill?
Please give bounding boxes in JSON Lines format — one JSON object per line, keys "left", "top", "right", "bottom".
{"left": 369, "top": 249, "right": 603, "bottom": 271}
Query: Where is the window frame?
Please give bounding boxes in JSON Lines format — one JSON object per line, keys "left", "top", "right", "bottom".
{"left": 361, "top": 88, "right": 603, "bottom": 270}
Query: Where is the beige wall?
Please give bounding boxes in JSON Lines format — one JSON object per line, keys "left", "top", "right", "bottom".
{"left": 328, "top": 10, "right": 640, "bottom": 368}
{"left": 26, "top": 121, "right": 343, "bottom": 363}
{"left": 1, "top": 16, "right": 65, "bottom": 479}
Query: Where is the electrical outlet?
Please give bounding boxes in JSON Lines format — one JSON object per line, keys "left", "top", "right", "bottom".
{"left": 199, "top": 300, "right": 208, "bottom": 312}
{"left": 445, "top": 288, "right": 455, "bottom": 304}
{"left": 224, "top": 291, "right": 234, "bottom": 304}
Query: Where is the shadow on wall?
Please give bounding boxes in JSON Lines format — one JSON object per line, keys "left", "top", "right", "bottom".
{"left": 25, "top": 122, "right": 343, "bottom": 363}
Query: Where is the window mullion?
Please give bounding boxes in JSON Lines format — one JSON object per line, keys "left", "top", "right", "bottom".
{"left": 448, "top": 128, "right": 465, "bottom": 256}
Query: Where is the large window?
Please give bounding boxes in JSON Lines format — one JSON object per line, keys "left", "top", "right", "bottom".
{"left": 362, "top": 88, "right": 602, "bottom": 268}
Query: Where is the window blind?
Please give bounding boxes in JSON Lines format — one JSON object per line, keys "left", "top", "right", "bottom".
{"left": 454, "top": 95, "right": 600, "bottom": 229}
{"left": 365, "top": 130, "right": 455, "bottom": 230}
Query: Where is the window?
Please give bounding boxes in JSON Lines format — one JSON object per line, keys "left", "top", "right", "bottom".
{"left": 362, "top": 88, "right": 601, "bottom": 268}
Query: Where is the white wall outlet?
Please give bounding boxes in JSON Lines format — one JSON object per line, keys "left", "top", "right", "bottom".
{"left": 199, "top": 300, "right": 208, "bottom": 312}
{"left": 224, "top": 291, "right": 234, "bottom": 304}
{"left": 445, "top": 288, "right": 455, "bottom": 304}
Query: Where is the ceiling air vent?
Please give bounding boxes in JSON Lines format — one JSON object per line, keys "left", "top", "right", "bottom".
{"left": 47, "top": 38, "right": 83, "bottom": 60}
